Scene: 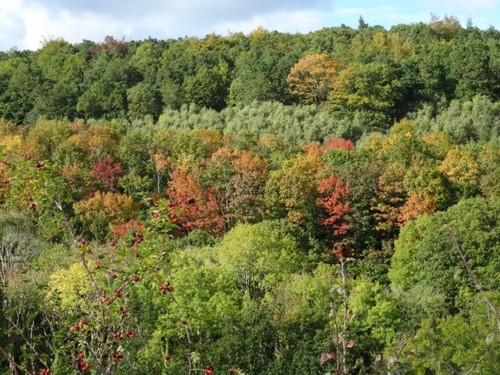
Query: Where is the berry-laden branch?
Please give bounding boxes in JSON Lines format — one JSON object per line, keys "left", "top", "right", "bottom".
{"left": 6, "top": 158, "right": 216, "bottom": 375}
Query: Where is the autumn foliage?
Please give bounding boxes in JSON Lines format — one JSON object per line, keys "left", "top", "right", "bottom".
{"left": 73, "top": 191, "right": 138, "bottom": 239}
{"left": 167, "top": 164, "right": 225, "bottom": 235}
{"left": 316, "top": 175, "right": 350, "bottom": 240}
{"left": 287, "top": 53, "right": 340, "bottom": 104}
{"left": 91, "top": 157, "right": 124, "bottom": 191}
{"left": 0, "top": 19, "right": 499, "bottom": 373}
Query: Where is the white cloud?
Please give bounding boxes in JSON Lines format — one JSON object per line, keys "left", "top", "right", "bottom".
{"left": 0, "top": 0, "right": 26, "bottom": 50}
{"left": 329, "top": 5, "right": 430, "bottom": 29}
{"left": 422, "top": 0, "right": 498, "bottom": 11}
{"left": 211, "top": 10, "right": 324, "bottom": 36}
{"left": 0, "top": 0, "right": 499, "bottom": 51}
{"left": 0, "top": 0, "right": 331, "bottom": 50}
{"left": 0, "top": 0, "right": 23, "bottom": 12}
{"left": 20, "top": 4, "right": 127, "bottom": 50}
{"left": 334, "top": 6, "right": 398, "bottom": 16}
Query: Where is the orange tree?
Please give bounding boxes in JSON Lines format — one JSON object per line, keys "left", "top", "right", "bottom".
{"left": 287, "top": 54, "right": 339, "bottom": 105}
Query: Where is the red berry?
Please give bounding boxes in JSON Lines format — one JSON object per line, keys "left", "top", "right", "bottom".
{"left": 205, "top": 365, "right": 213, "bottom": 375}
{"left": 80, "top": 362, "right": 90, "bottom": 372}
{"left": 125, "top": 330, "right": 136, "bottom": 338}
{"left": 134, "top": 251, "right": 140, "bottom": 258}
{"left": 80, "top": 238, "right": 89, "bottom": 246}
{"left": 181, "top": 319, "right": 187, "bottom": 325}
{"left": 151, "top": 212, "right": 159, "bottom": 219}
{"left": 169, "top": 214, "right": 179, "bottom": 223}
{"left": 81, "top": 319, "right": 88, "bottom": 326}
{"left": 133, "top": 275, "right": 140, "bottom": 282}
{"left": 36, "top": 162, "right": 44, "bottom": 169}
{"left": 76, "top": 352, "right": 85, "bottom": 362}
{"left": 29, "top": 202, "right": 37, "bottom": 211}
{"left": 2, "top": 178, "right": 9, "bottom": 184}
{"left": 163, "top": 354, "right": 172, "bottom": 361}
{"left": 70, "top": 323, "right": 80, "bottom": 332}
{"left": 159, "top": 282, "right": 174, "bottom": 293}
{"left": 113, "top": 331, "right": 123, "bottom": 340}
{"left": 119, "top": 305, "right": 126, "bottom": 313}
{"left": 105, "top": 298, "right": 113, "bottom": 306}
{"left": 111, "top": 273, "right": 118, "bottom": 279}
{"left": 115, "top": 289, "right": 121, "bottom": 298}
{"left": 68, "top": 180, "right": 75, "bottom": 185}
{"left": 110, "top": 240, "right": 117, "bottom": 247}
{"left": 95, "top": 261, "right": 101, "bottom": 269}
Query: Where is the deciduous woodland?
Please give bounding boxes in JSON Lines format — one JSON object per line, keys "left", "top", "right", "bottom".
{"left": 0, "top": 16, "right": 499, "bottom": 374}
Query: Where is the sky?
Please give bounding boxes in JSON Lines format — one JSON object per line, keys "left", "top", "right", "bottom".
{"left": 0, "top": 0, "right": 499, "bottom": 51}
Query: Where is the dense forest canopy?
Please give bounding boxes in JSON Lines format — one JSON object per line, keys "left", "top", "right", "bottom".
{"left": 0, "top": 17, "right": 498, "bottom": 131}
{"left": 0, "top": 17, "right": 499, "bottom": 374}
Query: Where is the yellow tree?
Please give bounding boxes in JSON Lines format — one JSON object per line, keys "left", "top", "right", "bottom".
{"left": 439, "top": 146, "right": 481, "bottom": 188}
{"left": 264, "top": 151, "right": 323, "bottom": 225}
{"left": 287, "top": 53, "right": 339, "bottom": 104}
{"left": 73, "top": 192, "right": 138, "bottom": 241}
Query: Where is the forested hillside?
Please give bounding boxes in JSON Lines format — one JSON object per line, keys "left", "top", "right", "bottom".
{"left": 0, "top": 17, "right": 499, "bottom": 374}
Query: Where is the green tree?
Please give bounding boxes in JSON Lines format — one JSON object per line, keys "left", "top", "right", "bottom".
{"left": 130, "top": 41, "right": 162, "bottom": 84}
{"left": 449, "top": 30, "right": 493, "bottom": 100}
{"left": 228, "top": 29, "right": 301, "bottom": 105}
{"left": 329, "top": 62, "right": 404, "bottom": 129}
{"left": 182, "top": 60, "right": 230, "bottom": 110}
{"left": 388, "top": 196, "right": 499, "bottom": 373}
{"left": 77, "top": 55, "right": 134, "bottom": 119}
{"left": 414, "top": 95, "right": 500, "bottom": 144}
{"left": 389, "top": 196, "right": 499, "bottom": 314}
{"left": 0, "top": 56, "right": 40, "bottom": 123}
{"left": 31, "top": 39, "right": 86, "bottom": 120}
{"left": 416, "top": 38, "right": 455, "bottom": 105}
{"left": 127, "top": 82, "right": 162, "bottom": 120}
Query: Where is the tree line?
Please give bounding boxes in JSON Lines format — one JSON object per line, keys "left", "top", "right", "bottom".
{"left": 0, "top": 16, "right": 499, "bottom": 129}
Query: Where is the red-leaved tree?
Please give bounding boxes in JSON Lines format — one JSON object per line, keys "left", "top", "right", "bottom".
{"left": 324, "top": 138, "right": 355, "bottom": 151}
{"left": 316, "top": 175, "right": 350, "bottom": 246}
{"left": 92, "top": 157, "right": 124, "bottom": 192}
{"left": 167, "top": 165, "right": 226, "bottom": 235}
